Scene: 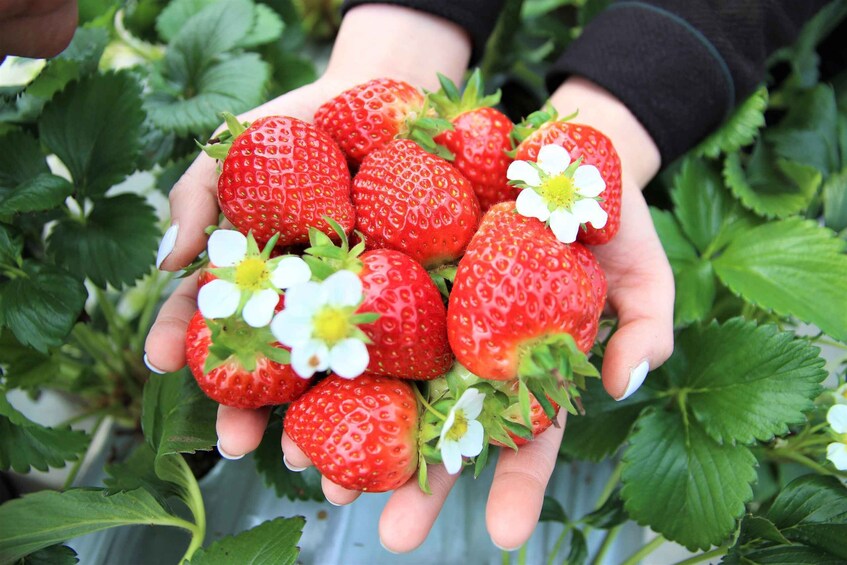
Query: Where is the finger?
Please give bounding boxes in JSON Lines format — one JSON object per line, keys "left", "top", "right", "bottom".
{"left": 143, "top": 274, "right": 200, "bottom": 373}
{"left": 379, "top": 464, "right": 459, "bottom": 553}
{"left": 321, "top": 476, "right": 362, "bottom": 506}
{"left": 280, "top": 431, "right": 313, "bottom": 471}
{"left": 216, "top": 405, "right": 271, "bottom": 459}
{"left": 486, "top": 410, "right": 566, "bottom": 551}
{"left": 0, "top": 1, "right": 77, "bottom": 58}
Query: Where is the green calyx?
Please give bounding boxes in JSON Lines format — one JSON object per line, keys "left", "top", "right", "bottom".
{"left": 197, "top": 111, "right": 251, "bottom": 162}
{"left": 202, "top": 316, "right": 289, "bottom": 375}
{"left": 427, "top": 69, "right": 502, "bottom": 121}
{"left": 302, "top": 216, "right": 365, "bottom": 281}
{"left": 509, "top": 105, "right": 579, "bottom": 153}
{"left": 400, "top": 96, "right": 456, "bottom": 161}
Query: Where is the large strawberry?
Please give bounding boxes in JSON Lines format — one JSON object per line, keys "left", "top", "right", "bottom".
{"left": 447, "top": 202, "right": 605, "bottom": 415}
{"left": 185, "top": 310, "right": 312, "bottom": 409}
{"left": 430, "top": 71, "right": 517, "bottom": 211}
{"left": 512, "top": 109, "right": 622, "bottom": 245}
{"left": 284, "top": 373, "right": 419, "bottom": 492}
{"left": 351, "top": 139, "right": 481, "bottom": 268}
{"left": 205, "top": 114, "right": 355, "bottom": 247}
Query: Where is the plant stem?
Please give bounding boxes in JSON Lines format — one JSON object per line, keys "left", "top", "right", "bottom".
{"left": 772, "top": 449, "right": 842, "bottom": 477}
{"left": 594, "top": 459, "right": 623, "bottom": 511}
{"left": 132, "top": 270, "right": 174, "bottom": 353}
{"left": 672, "top": 544, "right": 730, "bottom": 565}
{"left": 501, "top": 550, "right": 511, "bottom": 565}
{"left": 414, "top": 385, "right": 446, "bottom": 421}
{"left": 176, "top": 455, "right": 207, "bottom": 564}
{"left": 590, "top": 526, "right": 622, "bottom": 565}
{"left": 62, "top": 414, "right": 106, "bottom": 490}
{"left": 621, "top": 534, "right": 665, "bottom": 565}
{"left": 517, "top": 541, "right": 528, "bottom": 565}
{"left": 546, "top": 524, "right": 574, "bottom": 565}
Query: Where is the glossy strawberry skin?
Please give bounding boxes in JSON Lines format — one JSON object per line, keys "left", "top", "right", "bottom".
{"left": 314, "top": 78, "right": 425, "bottom": 166}
{"left": 185, "top": 311, "right": 312, "bottom": 409}
{"left": 284, "top": 373, "right": 419, "bottom": 492}
{"left": 435, "top": 107, "right": 517, "bottom": 212}
{"left": 352, "top": 139, "right": 481, "bottom": 268}
{"left": 515, "top": 122, "right": 622, "bottom": 245}
{"left": 358, "top": 249, "right": 452, "bottom": 380}
{"left": 218, "top": 116, "right": 355, "bottom": 247}
{"left": 447, "top": 202, "right": 606, "bottom": 381}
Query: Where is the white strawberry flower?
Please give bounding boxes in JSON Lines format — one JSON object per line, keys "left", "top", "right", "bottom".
{"left": 508, "top": 144, "right": 607, "bottom": 244}
{"left": 439, "top": 388, "right": 486, "bottom": 475}
{"left": 826, "top": 404, "right": 847, "bottom": 471}
{"left": 833, "top": 383, "right": 847, "bottom": 405}
{"left": 270, "top": 270, "right": 375, "bottom": 380}
{"left": 197, "top": 230, "right": 311, "bottom": 328}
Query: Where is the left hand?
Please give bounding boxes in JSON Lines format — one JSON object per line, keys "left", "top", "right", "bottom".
{"left": 0, "top": 0, "right": 78, "bottom": 58}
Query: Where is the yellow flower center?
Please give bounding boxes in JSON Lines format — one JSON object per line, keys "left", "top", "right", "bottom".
{"left": 235, "top": 258, "right": 270, "bottom": 291}
{"left": 313, "top": 307, "right": 351, "bottom": 345}
{"left": 538, "top": 175, "right": 577, "bottom": 209}
{"left": 446, "top": 411, "right": 469, "bottom": 442}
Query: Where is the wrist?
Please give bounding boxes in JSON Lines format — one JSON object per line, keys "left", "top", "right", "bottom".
{"left": 323, "top": 5, "right": 471, "bottom": 91}
{"left": 548, "top": 77, "right": 661, "bottom": 189}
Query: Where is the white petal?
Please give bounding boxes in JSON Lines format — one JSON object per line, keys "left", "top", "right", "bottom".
{"left": 506, "top": 160, "right": 541, "bottom": 187}
{"left": 457, "top": 420, "right": 484, "bottom": 457}
{"left": 455, "top": 388, "right": 485, "bottom": 420}
{"left": 440, "top": 440, "right": 463, "bottom": 475}
{"left": 573, "top": 165, "right": 606, "bottom": 198}
{"left": 537, "top": 144, "right": 570, "bottom": 176}
{"left": 549, "top": 208, "right": 581, "bottom": 244}
{"left": 207, "top": 230, "right": 247, "bottom": 267}
{"left": 571, "top": 198, "right": 608, "bottom": 229}
{"left": 197, "top": 279, "right": 240, "bottom": 319}
{"left": 282, "top": 281, "right": 324, "bottom": 316}
{"left": 440, "top": 410, "right": 457, "bottom": 444}
{"left": 290, "top": 340, "right": 329, "bottom": 379}
{"left": 242, "top": 289, "right": 279, "bottom": 328}
{"left": 826, "top": 442, "right": 847, "bottom": 471}
{"left": 827, "top": 404, "right": 847, "bottom": 433}
{"left": 270, "top": 256, "right": 312, "bottom": 289}
{"left": 322, "top": 270, "right": 363, "bottom": 307}
{"left": 516, "top": 188, "right": 551, "bottom": 221}
{"left": 328, "top": 338, "right": 370, "bottom": 379}
{"left": 270, "top": 310, "right": 314, "bottom": 348}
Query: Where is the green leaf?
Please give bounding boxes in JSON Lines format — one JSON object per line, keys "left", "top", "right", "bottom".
{"left": 0, "top": 331, "right": 72, "bottom": 390}
{"left": 0, "top": 223, "right": 23, "bottom": 268}
{"left": 39, "top": 72, "right": 145, "bottom": 198}
{"left": 0, "top": 132, "right": 48, "bottom": 190}
{"left": 0, "top": 392, "right": 90, "bottom": 473}
{"left": 0, "top": 488, "right": 187, "bottom": 563}
{"left": 0, "top": 174, "right": 73, "bottom": 215}
{"left": 673, "top": 259, "right": 716, "bottom": 326}
{"left": 539, "top": 496, "right": 568, "bottom": 523}
{"left": 695, "top": 86, "right": 768, "bottom": 158}
{"left": 671, "top": 157, "right": 734, "bottom": 253}
{"left": 156, "top": 0, "right": 219, "bottom": 41}
{"left": 566, "top": 528, "right": 588, "bottom": 565}
{"left": 724, "top": 139, "right": 821, "bottom": 219}
{"left": 621, "top": 409, "right": 756, "bottom": 551}
{"left": 823, "top": 168, "right": 847, "bottom": 232}
{"left": 254, "top": 417, "right": 323, "bottom": 501}
{"left": 141, "top": 372, "right": 218, "bottom": 457}
{"left": 17, "top": 544, "right": 79, "bottom": 565}
{"left": 712, "top": 218, "right": 847, "bottom": 342}
{"left": 26, "top": 28, "right": 109, "bottom": 100}
{"left": 767, "top": 475, "right": 847, "bottom": 528}
{"left": 189, "top": 517, "right": 304, "bottom": 565}
{"left": 662, "top": 319, "right": 825, "bottom": 445}
{"left": 103, "top": 442, "right": 181, "bottom": 509}
{"left": 582, "top": 491, "right": 628, "bottom": 529}
{"left": 47, "top": 193, "right": 159, "bottom": 288}
{"left": 237, "top": 4, "right": 285, "bottom": 48}
{"left": 0, "top": 262, "right": 86, "bottom": 352}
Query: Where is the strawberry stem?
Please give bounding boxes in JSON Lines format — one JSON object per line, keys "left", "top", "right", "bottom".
{"left": 414, "top": 384, "right": 446, "bottom": 421}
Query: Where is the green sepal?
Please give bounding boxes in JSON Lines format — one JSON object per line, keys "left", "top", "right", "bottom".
{"left": 488, "top": 423, "right": 520, "bottom": 451}
{"left": 178, "top": 252, "right": 209, "bottom": 279}
{"left": 301, "top": 256, "right": 336, "bottom": 281}
{"left": 417, "top": 453, "right": 430, "bottom": 495}
{"left": 428, "top": 69, "right": 501, "bottom": 121}
{"left": 201, "top": 317, "right": 284, "bottom": 375}
{"left": 350, "top": 312, "right": 380, "bottom": 324}
{"left": 197, "top": 111, "right": 252, "bottom": 161}
{"left": 261, "top": 346, "right": 291, "bottom": 365}
{"left": 501, "top": 419, "right": 533, "bottom": 442}
{"left": 303, "top": 218, "right": 364, "bottom": 276}
{"left": 401, "top": 96, "right": 456, "bottom": 160}
{"left": 259, "top": 232, "right": 280, "bottom": 260}
{"left": 473, "top": 440, "right": 490, "bottom": 478}
{"left": 429, "top": 264, "right": 458, "bottom": 300}
{"left": 518, "top": 378, "right": 532, "bottom": 428}
{"left": 510, "top": 105, "right": 579, "bottom": 152}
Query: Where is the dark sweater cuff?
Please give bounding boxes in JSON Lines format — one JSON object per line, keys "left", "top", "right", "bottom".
{"left": 341, "top": 0, "right": 504, "bottom": 62}
{"left": 547, "top": 2, "right": 736, "bottom": 164}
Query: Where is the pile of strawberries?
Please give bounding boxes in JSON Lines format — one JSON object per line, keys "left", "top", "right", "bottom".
{"left": 185, "top": 71, "right": 621, "bottom": 492}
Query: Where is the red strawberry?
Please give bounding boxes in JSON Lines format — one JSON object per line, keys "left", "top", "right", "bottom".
{"left": 447, "top": 202, "right": 605, "bottom": 412}
{"left": 284, "top": 373, "right": 419, "bottom": 492}
{"left": 430, "top": 71, "right": 516, "bottom": 211}
{"left": 314, "top": 78, "right": 426, "bottom": 166}
{"left": 512, "top": 110, "right": 622, "bottom": 245}
{"left": 185, "top": 310, "right": 312, "bottom": 409}
{"left": 493, "top": 384, "right": 559, "bottom": 447}
{"left": 212, "top": 114, "right": 355, "bottom": 247}
{"left": 352, "top": 139, "right": 481, "bottom": 268}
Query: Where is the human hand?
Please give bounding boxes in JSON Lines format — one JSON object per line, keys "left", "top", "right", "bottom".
{"left": 0, "top": 0, "right": 78, "bottom": 58}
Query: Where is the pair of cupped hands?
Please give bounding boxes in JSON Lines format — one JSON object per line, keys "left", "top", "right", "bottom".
{"left": 144, "top": 6, "right": 674, "bottom": 553}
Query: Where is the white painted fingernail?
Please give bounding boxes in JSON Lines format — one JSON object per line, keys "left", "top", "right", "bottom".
{"left": 143, "top": 353, "right": 166, "bottom": 375}
{"left": 326, "top": 498, "right": 342, "bottom": 507}
{"left": 156, "top": 223, "right": 179, "bottom": 269}
{"left": 492, "top": 540, "right": 519, "bottom": 552}
{"left": 379, "top": 538, "right": 399, "bottom": 554}
{"left": 217, "top": 439, "right": 245, "bottom": 461}
{"left": 283, "top": 455, "right": 307, "bottom": 472}
{"left": 618, "top": 360, "right": 649, "bottom": 401}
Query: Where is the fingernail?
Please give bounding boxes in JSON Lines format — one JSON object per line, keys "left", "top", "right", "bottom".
{"left": 143, "top": 353, "right": 166, "bottom": 375}
{"left": 156, "top": 223, "right": 179, "bottom": 269}
{"left": 618, "top": 359, "right": 649, "bottom": 401}
{"left": 283, "top": 455, "right": 307, "bottom": 472}
{"left": 326, "top": 498, "right": 342, "bottom": 507}
{"left": 379, "top": 538, "right": 399, "bottom": 554}
{"left": 492, "top": 540, "right": 519, "bottom": 552}
{"left": 217, "top": 439, "right": 245, "bottom": 461}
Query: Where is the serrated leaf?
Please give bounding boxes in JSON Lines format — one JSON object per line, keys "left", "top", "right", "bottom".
{"left": 724, "top": 140, "right": 821, "bottom": 219}
{"left": 25, "top": 27, "right": 109, "bottom": 100}
{"left": 649, "top": 208, "right": 697, "bottom": 263}
{"left": 671, "top": 157, "right": 734, "bottom": 253}
{"left": 663, "top": 319, "right": 825, "bottom": 445}
{"left": 823, "top": 167, "right": 847, "bottom": 232}
{"left": 156, "top": 0, "right": 218, "bottom": 41}
{"left": 17, "top": 544, "right": 79, "bottom": 565}
{"left": 0, "top": 488, "right": 185, "bottom": 563}
{"left": 621, "top": 409, "right": 756, "bottom": 551}
{"left": 0, "top": 262, "right": 86, "bottom": 352}
{"left": 0, "top": 331, "right": 68, "bottom": 390}
{"left": 0, "top": 223, "right": 23, "bottom": 268}
{"left": 0, "top": 174, "right": 73, "bottom": 215}
{"left": 103, "top": 442, "right": 181, "bottom": 510}
{"left": 39, "top": 72, "right": 144, "bottom": 198}
{"left": 141, "top": 372, "right": 217, "bottom": 456}
{"left": 673, "top": 259, "right": 716, "bottom": 326}
{"left": 712, "top": 218, "right": 847, "bottom": 342}
{"left": 254, "top": 417, "right": 323, "bottom": 501}
{"left": 0, "top": 132, "right": 48, "bottom": 190}
{"left": 0, "top": 392, "right": 90, "bottom": 473}
{"left": 696, "top": 87, "right": 768, "bottom": 158}
{"left": 238, "top": 4, "right": 285, "bottom": 48}
{"left": 189, "top": 517, "right": 304, "bottom": 565}
{"left": 47, "top": 193, "right": 159, "bottom": 288}
{"left": 767, "top": 475, "right": 847, "bottom": 528}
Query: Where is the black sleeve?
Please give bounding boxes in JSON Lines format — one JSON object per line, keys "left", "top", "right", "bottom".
{"left": 341, "top": 0, "right": 506, "bottom": 62}
{"left": 547, "top": 0, "right": 832, "bottom": 164}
